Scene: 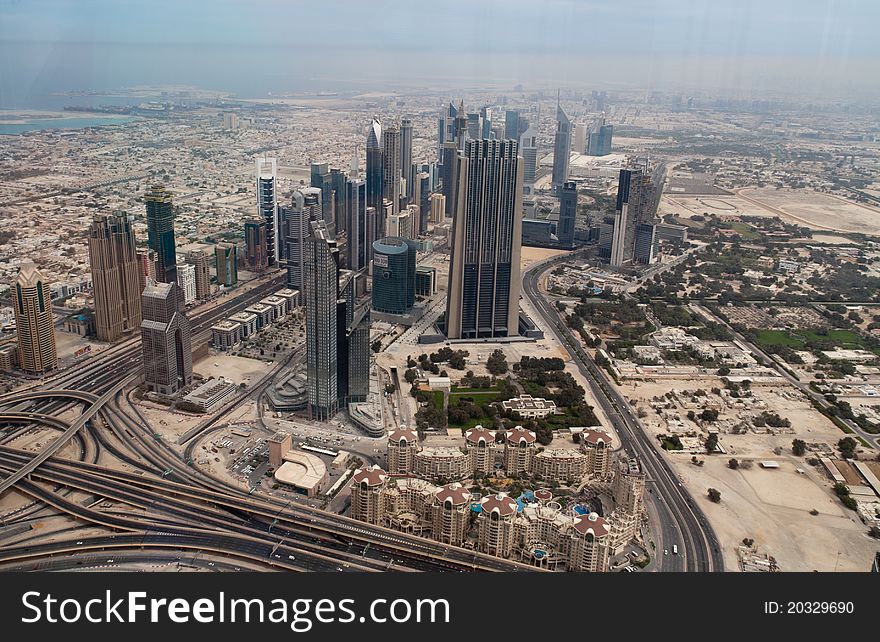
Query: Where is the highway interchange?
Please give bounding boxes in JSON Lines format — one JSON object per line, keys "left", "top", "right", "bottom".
{"left": 0, "top": 273, "right": 533, "bottom": 573}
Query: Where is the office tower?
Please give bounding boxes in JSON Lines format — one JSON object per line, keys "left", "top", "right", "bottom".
{"left": 303, "top": 220, "right": 370, "bottom": 420}
{"left": 609, "top": 168, "right": 659, "bottom": 267}
{"left": 12, "top": 261, "right": 57, "bottom": 373}
{"left": 480, "top": 106, "right": 492, "bottom": 139}
{"left": 330, "top": 167, "right": 348, "bottom": 234}
{"left": 140, "top": 281, "right": 192, "bottom": 396}
{"left": 215, "top": 242, "right": 238, "bottom": 287}
{"left": 573, "top": 123, "right": 587, "bottom": 154}
{"left": 504, "top": 110, "right": 520, "bottom": 140}
{"left": 446, "top": 139, "right": 524, "bottom": 340}
{"left": 137, "top": 249, "right": 157, "bottom": 291}
{"left": 341, "top": 272, "right": 371, "bottom": 404}
{"left": 244, "top": 219, "right": 268, "bottom": 272}
{"left": 285, "top": 187, "right": 322, "bottom": 290}
{"left": 440, "top": 141, "right": 459, "bottom": 218}
{"left": 256, "top": 157, "right": 279, "bottom": 266}
{"left": 382, "top": 124, "right": 401, "bottom": 214}
{"left": 587, "top": 116, "right": 613, "bottom": 156}
{"left": 466, "top": 112, "right": 482, "bottom": 140}
{"left": 186, "top": 250, "right": 210, "bottom": 300}
{"left": 416, "top": 172, "right": 431, "bottom": 233}
{"left": 385, "top": 209, "right": 412, "bottom": 240}
{"left": 145, "top": 184, "right": 177, "bottom": 285}
{"left": 372, "top": 237, "right": 416, "bottom": 315}
{"left": 310, "top": 161, "right": 335, "bottom": 231}
{"left": 303, "top": 221, "right": 341, "bottom": 420}
{"left": 551, "top": 96, "right": 572, "bottom": 196}
{"left": 634, "top": 223, "right": 656, "bottom": 264}
{"left": 453, "top": 101, "right": 468, "bottom": 148}
{"left": 519, "top": 124, "right": 538, "bottom": 191}
{"left": 366, "top": 117, "right": 384, "bottom": 214}
{"left": 88, "top": 213, "right": 142, "bottom": 342}
{"left": 400, "top": 118, "right": 413, "bottom": 203}
{"left": 345, "top": 177, "right": 373, "bottom": 272}
{"left": 430, "top": 193, "right": 446, "bottom": 223}
{"left": 176, "top": 262, "right": 196, "bottom": 304}
{"left": 437, "top": 101, "right": 458, "bottom": 161}
{"left": 558, "top": 181, "right": 577, "bottom": 248}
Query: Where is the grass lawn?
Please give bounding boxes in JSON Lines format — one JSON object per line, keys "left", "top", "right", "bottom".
{"left": 755, "top": 328, "right": 870, "bottom": 351}
{"left": 729, "top": 221, "right": 760, "bottom": 240}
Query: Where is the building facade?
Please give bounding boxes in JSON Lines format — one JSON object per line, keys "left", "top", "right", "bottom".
{"left": 88, "top": 212, "right": 142, "bottom": 342}
{"left": 13, "top": 261, "right": 57, "bottom": 373}
{"left": 140, "top": 282, "right": 192, "bottom": 395}
{"left": 446, "top": 138, "right": 524, "bottom": 340}
{"left": 256, "top": 157, "right": 279, "bottom": 266}
{"left": 145, "top": 184, "right": 177, "bottom": 284}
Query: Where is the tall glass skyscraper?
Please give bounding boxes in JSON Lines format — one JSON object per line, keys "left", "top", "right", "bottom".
{"left": 256, "top": 157, "right": 279, "bottom": 266}
{"left": 145, "top": 184, "right": 177, "bottom": 285}
{"left": 446, "top": 139, "right": 524, "bottom": 340}
{"left": 366, "top": 117, "right": 383, "bottom": 215}
{"left": 551, "top": 97, "right": 572, "bottom": 196}
{"left": 400, "top": 118, "right": 413, "bottom": 203}
{"left": 558, "top": 181, "right": 578, "bottom": 248}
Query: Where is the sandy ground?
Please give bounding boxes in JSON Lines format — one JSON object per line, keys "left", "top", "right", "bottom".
{"left": 621, "top": 377, "right": 878, "bottom": 571}
{"left": 193, "top": 353, "right": 268, "bottom": 386}
{"left": 660, "top": 188, "right": 880, "bottom": 236}
{"left": 520, "top": 246, "right": 571, "bottom": 269}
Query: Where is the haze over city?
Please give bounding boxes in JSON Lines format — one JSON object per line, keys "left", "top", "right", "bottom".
{"left": 1, "top": 0, "right": 879, "bottom": 107}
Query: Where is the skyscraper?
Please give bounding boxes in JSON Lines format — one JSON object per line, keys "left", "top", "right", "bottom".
{"left": 372, "top": 237, "right": 416, "bottom": 315}
{"left": 303, "top": 221, "right": 342, "bottom": 420}
{"left": 140, "top": 281, "right": 192, "bottom": 396}
{"left": 256, "top": 157, "right": 279, "bottom": 267}
{"left": 310, "top": 161, "right": 335, "bottom": 232}
{"left": 176, "top": 262, "right": 196, "bottom": 304}
{"left": 504, "top": 110, "right": 520, "bottom": 140}
{"left": 88, "top": 212, "right": 142, "bottom": 342}
{"left": 400, "top": 118, "right": 413, "bottom": 203}
{"left": 382, "top": 124, "right": 401, "bottom": 214}
{"left": 609, "top": 168, "right": 659, "bottom": 267}
{"left": 145, "top": 184, "right": 177, "bottom": 285}
{"left": 345, "top": 177, "right": 373, "bottom": 272}
{"left": 303, "top": 220, "right": 370, "bottom": 419}
{"left": 573, "top": 123, "right": 587, "bottom": 154}
{"left": 440, "top": 141, "right": 459, "bottom": 218}
{"left": 186, "top": 250, "right": 211, "bottom": 300}
{"left": 285, "top": 187, "right": 322, "bottom": 290}
{"left": 215, "top": 242, "right": 238, "bottom": 288}
{"left": 551, "top": 96, "right": 572, "bottom": 196}
{"left": 587, "top": 116, "right": 613, "bottom": 156}
{"left": 437, "top": 101, "right": 458, "bottom": 161}
{"left": 446, "top": 139, "right": 524, "bottom": 340}
{"left": 366, "top": 117, "right": 383, "bottom": 214}
{"left": 558, "top": 181, "right": 577, "bottom": 248}
{"left": 12, "top": 261, "right": 57, "bottom": 373}
{"left": 330, "top": 167, "right": 348, "bottom": 234}
{"left": 519, "top": 124, "right": 538, "bottom": 191}
{"left": 244, "top": 219, "right": 268, "bottom": 272}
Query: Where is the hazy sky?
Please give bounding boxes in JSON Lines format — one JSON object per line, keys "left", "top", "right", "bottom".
{"left": 1, "top": 0, "right": 877, "bottom": 106}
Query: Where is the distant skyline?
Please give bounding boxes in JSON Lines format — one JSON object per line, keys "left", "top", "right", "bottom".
{"left": 1, "top": 0, "right": 878, "bottom": 107}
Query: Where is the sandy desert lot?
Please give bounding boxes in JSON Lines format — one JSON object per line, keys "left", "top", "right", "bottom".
{"left": 661, "top": 188, "right": 880, "bottom": 236}
{"left": 621, "top": 378, "right": 879, "bottom": 571}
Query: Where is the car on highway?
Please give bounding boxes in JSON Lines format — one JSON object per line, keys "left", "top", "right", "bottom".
{"left": 672, "top": 545, "right": 678, "bottom": 555}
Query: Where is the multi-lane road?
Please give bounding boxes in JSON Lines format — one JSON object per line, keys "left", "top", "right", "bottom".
{"left": 0, "top": 271, "right": 536, "bottom": 572}
{"left": 522, "top": 257, "right": 724, "bottom": 572}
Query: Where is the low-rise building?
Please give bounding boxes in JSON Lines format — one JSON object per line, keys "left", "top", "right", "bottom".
{"left": 211, "top": 319, "right": 242, "bottom": 350}
{"left": 501, "top": 394, "right": 557, "bottom": 419}
{"left": 229, "top": 311, "right": 258, "bottom": 338}
{"left": 259, "top": 295, "right": 288, "bottom": 322}
{"left": 182, "top": 377, "right": 237, "bottom": 412}
{"left": 244, "top": 303, "right": 273, "bottom": 329}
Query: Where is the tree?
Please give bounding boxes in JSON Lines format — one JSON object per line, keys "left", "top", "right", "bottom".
{"left": 837, "top": 437, "right": 857, "bottom": 459}
{"left": 403, "top": 368, "right": 418, "bottom": 384}
{"left": 384, "top": 384, "right": 396, "bottom": 394}
{"left": 707, "top": 488, "right": 722, "bottom": 503}
{"left": 792, "top": 439, "right": 806, "bottom": 456}
{"left": 728, "top": 458, "right": 739, "bottom": 470}
{"left": 486, "top": 349, "right": 508, "bottom": 375}
{"left": 705, "top": 433, "right": 719, "bottom": 453}
{"left": 717, "top": 366, "right": 731, "bottom": 376}
{"left": 371, "top": 339, "right": 382, "bottom": 353}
